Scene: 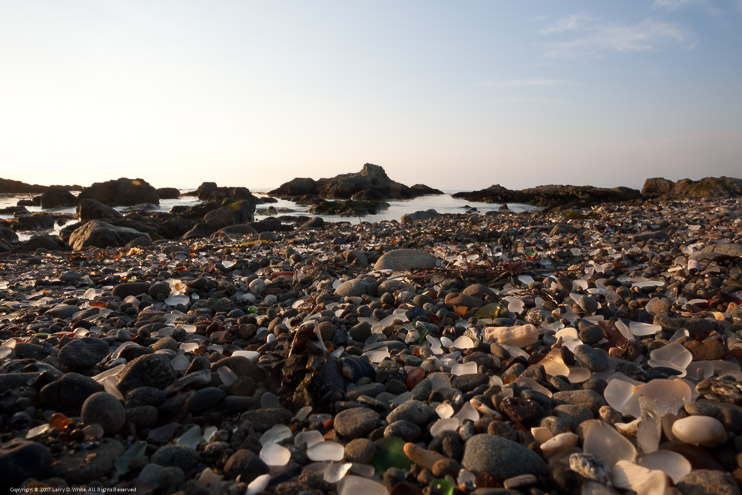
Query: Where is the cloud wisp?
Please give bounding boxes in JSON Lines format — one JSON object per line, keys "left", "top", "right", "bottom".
{"left": 539, "top": 15, "right": 697, "bottom": 59}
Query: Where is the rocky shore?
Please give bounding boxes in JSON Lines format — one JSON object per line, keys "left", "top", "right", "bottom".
{"left": 0, "top": 188, "right": 741, "bottom": 494}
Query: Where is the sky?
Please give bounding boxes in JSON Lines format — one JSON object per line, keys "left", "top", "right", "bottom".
{"left": 1, "top": 0, "right": 741, "bottom": 191}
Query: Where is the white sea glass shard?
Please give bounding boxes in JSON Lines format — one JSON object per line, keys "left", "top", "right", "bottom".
{"left": 638, "top": 450, "right": 691, "bottom": 484}
{"left": 615, "top": 320, "right": 635, "bottom": 342}
{"left": 365, "top": 347, "right": 390, "bottom": 363}
{"left": 541, "top": 348, "right": 570, "bottom": 377}
{"left": 627, "top": 379, "right": 691, "bottom": 419}
{"left": 26, "top": 423, "right": 50, "bottom": 439}
{"left": 451, "top": 361, "right": 477, "bottom": 376}
{"left": 429, "top": 372, "right": 451, "bottom": 391}
{"left": 648, "top": 342, "right": 692, "bottom": 375}
{"left": 452, "top": 335, "right": 475, "bottom": 350}
{"left": 246, "top": 474, "right": 271, "bottom": 495}
{"left": 338, "top": 475, "right": 386, "bottom": 495}
{"left": 202, "top": 425, "right": 217, "bottom": 443}
{"left": 170, "top": 355, "right": 189, "bottom": 372}
{"left": 295, "top": 430, "right": 324, "bottom": 448}
{"left": 636, "top": 396, "right": 660, "bottom": 454}
{"left": 436, "top": 403, "right": 455, "bottom": 419}
{"left": 518, "top": 275, "right": 534, "bottom": 286}
{"left": 179, "top": 342, "right": 198, "bottom": 353}
{"left": 165, "top": 295, "right": 190, "bottom": 306}
{"left": 216, "top": 366, "right": 238, "bottom": 387}
{"left": 307, "top": 441, "right": 344, "bottom": 462}
{"left": 231, "top": 349, "right": 259, "bottom": 362}
{"left": 567, "top": 367, "right": 592, "bottom": 384}
{"left": 453, "top": 402, "right": 480, "bottom": 423}
{"left": 324, "top": 462, "right": 353, "bottom": 483}
{"left": 260, "top": 443, "right": 291, "bottom": 466}
{"left": 630, "top": 322, "right": 662, "bottom": 337}
{"left": 294, "top": 406, "right": 312, "bottom": 422}
{"left": 260, "top": 424, "right": 292, "bottom": 446}
{"left": 583, "top": 421, "right": 637, "bottom": 467}
{"left": 430, "top": 417, "right": 460, "bottom": 437}
{"left": 176, "top": 425, "right": 202, "bottom": 449}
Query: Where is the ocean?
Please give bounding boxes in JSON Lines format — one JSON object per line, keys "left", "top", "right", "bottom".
{"left": 0, "top": 189, "right": 538, "bottom": 241}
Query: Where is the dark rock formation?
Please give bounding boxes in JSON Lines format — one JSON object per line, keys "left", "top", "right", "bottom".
{"left": 68, "top": 220, "right": 151, "bottom": 251}
{"left": 181, "top": 198, "right": 257, "bottom": 239}
{"left": 157, "top": 187, "right": 181, "bottom": 200}
{"left": 308, "top": 199, "right": 389, "bottom": 216}
{"left": 77, "top": 178, "right": 160, "bottom": 206}
{"left": 77, "top": 199, "right": 122, "bottom": 222}
{"left": 38, "top": 189, "right": 77, "bottom": 209}
{"left": 13, "top": 235, "right": 68, "bottom": 253}
{"left": 642, "top": 176, "right": 742, "bottom": 199}
{"left": 0, "top": 178, "right": 80, "bottom": 194}
{"left": 270, "top": 163, "right": 434, "bottom": 200}
{"left": 411, "top": 184, "right": 444, "bottom": 195}
{"left": 453, "top": 184, "right": 641, "bottom": 207}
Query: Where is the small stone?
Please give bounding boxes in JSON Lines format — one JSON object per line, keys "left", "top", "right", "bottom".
{"left": 684, "top": 339, "right": 727, "bottom": 361}
{"left": 374, "top": 249, "right": 437, "bottom": 271}
{"left": 672, "top": 415, "right": 728, "bottom": 448}
{"left": 81, "top": 392, "right": 126, "bottom": 434}
{"left": 498, "top": 396, "right": 544, "bottom": 424}
{"left": 52, "top": 438, "right": 125, "bottom": 484}
{"left": 573, "top": 345, "right": 609, "bottom": 372}
{"left": 40, "top": 372, "right": 103, "bottom": 414}
{"left": 115, "top": 354, "right": 176, "bottom": 394}
{"left": 58, "top": 337, "right": 109, "bottom": 370}
{"left": 151, "top": 445, "right": 200, "bottom": 471}
{"left": 676, "top": 469, "right": 741, "bottom": 495}
{"left": 334, "top": 407, "right": 381, "bottom": 439}
{"left": 188, "top": 387, "right": 225, "bottom": 414}
{"left": 384, "top": 420, "right": 421, "bottom": 442}
{"left": 461, "top": 434, "right": 547, "bottom": 479}
{"left": 223, "top": 449, "right": 269, "bottom": 483}
{"left": 345, "top": 438, "right": 376, "bottom": 464}
{"left": 388, "top": 399, "right": 435, "bottom": 426}
{"left": 0, "top": 441, "right": 52, "bottom": 491}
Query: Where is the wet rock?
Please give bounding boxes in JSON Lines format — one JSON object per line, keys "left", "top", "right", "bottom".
{"left": 461, "top": 434, "right": 548, "bottom": 479}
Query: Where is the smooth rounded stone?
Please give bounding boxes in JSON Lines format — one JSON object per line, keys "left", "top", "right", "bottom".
{"left": 237, "top": 408, "right": 293, "bottom": 433}
{"left": 223, "top": 396, "right": 253, "bottom": 414}
{"left": 151, "top": 445, "right": 200, "bottom": 471}
{"left": 0, "top": 440, "right": 52, "bottom": 491}
{"left": 40, "top": 372, "right": 104, "bottom": 414}
{"left": 334, "top": 407, "right": 381, "bottom": 439}
{"left": 81, "top": 392, "right": 126, "bottom": 434}
{"left": 573, "top": 345, "right": 609, "bottom": 372}
{"left": 450, "top": 373, "right": 489, "bottom": 392}
{"left": 684, "top": 339, "right": 727, "bottom": 361}
{"left": 45, "top": 303, "right": 81, "bottom": 319}
{"left": 487, "top": 421, "right": 518, "bottom": 441}
{"left": 188, "top": 387, "right": 225, "bottom": 414}
{"left": 338, "top": 475, "right": 387, "bottom": 495}
{"left": 347, "top": 383, "right": 387, "bottom": 401}
{"left": 539, "top": 432, "right": 578, "bottom": 458}
{"left": 158, "top": 466, "right": 185, "bottom": 493}
{"left": 578, "top": 325, "right": 604, "bottom": 345}
{"left": 444, "top": 293, "right": 483, "bottom": 308}
{"left": 151, "top": 336, "right": 178, "bottom": 351}
{"left": 112, "top": 282, "right": 152, "bottom": 299}
{"left": 58, "top": 337, "right": 109, "bottom": 370}
{"left": 387, "top": 400, "right": 434, "bottom": 426}
{"left": 115, "top": 353, "right": 177, "bottom": 394}
{"left": 645, "top": 297, "right": 672, "bottom": 316}
{"left": 552, "top": 390, "right": 606, "bottom": 414}
{"left": 335, "top": 278, "right": 372, "bottom": 297}
{"left": 125, "top": 386, "right": 166, "bottom": 407}
{"left": 345, "top": 438, "right": 376, "bottom": 464}
{"left": 52, "top": 438, "right": 125, "bottom": 484}
{"left": 384, "top": 420, "right": 421, "bottom": 442}
{"left": 676, "top": 469, "right": 741, "bottom": 495}
{"left": 374, "top": 249, "right": 437, "bottom": 271}
{"left": 672, "top": 415, "right": 727, "bottom": 448}
{"left": 499, "top": 396, "right": 544, "bottom": 424}
{"left": 148, "top": 281, "right": 171, "bottom": 299}
{"left": 461, "top": 434, "right": 548, "bottom": 479}
{"left": 577, "top": 295, "right": 599, "bottom": 315}
{"left": 349, "top": 321, "right": 372, "bottom": 342}
{"left": 125, "top": 405, "right": 159, "bottom": 428}
{"left": 463, "top": 283, "right": 495, "bottom": 298}
{"left": 411, "top": 379, "right": 433, "bottom": 401}
{"left": 553, "top": 404, "right": 594, "bottom": 430}
{"left": 13, "top": 342, "right": 44, "bottom": 360}
{"left": 483, "top": 325, "right": 539, "bottom": 348}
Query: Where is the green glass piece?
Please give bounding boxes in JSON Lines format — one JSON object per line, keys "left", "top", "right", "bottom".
{"left": 475, "top": 303, "right": 500, "bottom": 319}
{"left": 247, "top": 305, "right": 259, "bottom": 314}
{"left": 430, "top": 478, "right": 454, "bottom": 495}
{"left": 372, "top": 436, "right": 412, "bottom": 473}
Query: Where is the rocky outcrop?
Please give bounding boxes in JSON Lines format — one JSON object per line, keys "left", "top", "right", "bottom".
{"left": 0, "top": 178, "right": 80, "bottom": 194}
{"left": 181, "top": 198, "right": 256, "bottom": 239}
{"left": 453, "top": 184, "right": 641, "bottom": 207}
{"left": 411, "top": 184, "right": 444, "bottom": 195}
{"left": 190, "top": 183, "right": 258, "bottom": 202}
{"left": 38, "top": 189, "right": 77, "bottom": 209}
{"left": 77, "top": 178, "right": 159, "bottom": 206}
{"left": 68, "top": 220, "right": 151, "bottom": 251}
{"left": 157, "top": 187, "right": 180, "bottom": 200}
{"left": 77, "top": 199, "right": 122, "bottom": 222}
{"left": 270, "top": 163, "right": 436, "bottom": 200}
{"left": 642, "top": 176, "right": 742, "bottom": 200}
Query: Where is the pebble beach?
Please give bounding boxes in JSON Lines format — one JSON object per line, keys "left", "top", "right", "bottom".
{"left": 1, "top": 196, "right": 742, "bottom": 495}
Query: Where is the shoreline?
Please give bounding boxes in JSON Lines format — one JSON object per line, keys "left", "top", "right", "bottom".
{"left": 0, "top": 198, "right": 740, "bottom": 492}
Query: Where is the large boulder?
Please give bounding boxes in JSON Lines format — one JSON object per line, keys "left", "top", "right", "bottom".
{"left": 12, "top": 213, "right": 55, "bottom": 231}
{"left": 157, "top": 187, "right": 180, "bottom": 199}
{"left": 77, "top": 178, "right": 159, "bottom": 206}
{"left": 182, "top": 198, "right": 256, "bottom": 239}
{"left": 453, "top": 183, "right": 641, "bottom": 206}
{"left": 270, "top": 164, "right": 419, "bottom": 200}
{"left": 39, "top": 189, "right": 77, "bottom": 209}
{"left": 12, "top": 234, "right": 68, "bottom": 253}
{"left": 68, "top": 220, "right": 151, "bottom": 250}
{"left": 77, "top": 199, "right": 122, "bottom": 221}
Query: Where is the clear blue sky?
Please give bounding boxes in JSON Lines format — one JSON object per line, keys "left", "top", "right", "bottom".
{"left": 1, "top": 0, "right": 740, "bottom": 190}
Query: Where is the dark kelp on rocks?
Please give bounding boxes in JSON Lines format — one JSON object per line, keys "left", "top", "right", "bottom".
{"left": 0, "top": 198, "right": 740, "bottom": 494}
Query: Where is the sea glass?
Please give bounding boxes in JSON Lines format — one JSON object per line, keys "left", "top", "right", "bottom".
{"left": 324, "top": 462, "right": 352, "bottom": 483}
{"left": 307, "top": 441, "right": 344, "bottom": 462}
{"left": 260, "top": 443, "right": 291, "bottom": 466}
{"left": 338, "top": 476, "right": 386, "bottom": 495}
{"left": 372, "top": 436, "right": 412, "bottom": 473}
{"left": 260, "top": 424, "right": 292, "bottom": 446}
{"left": 583, "top": 421, "right": 637, "bottom": 467}
{"left": 451, "top": 362, "right": 477, "bottom": 376}
{"left": 430, "top": 478, "right": 454, "bottom": 495}
{"left": 176, "top": 425, "right": 202, "bottom": 449}
{"left": 295, "top": 430, "right": 324, "bottom": 448}
{"left": 638, "top": 450, "right": 691, "bottom": 484}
